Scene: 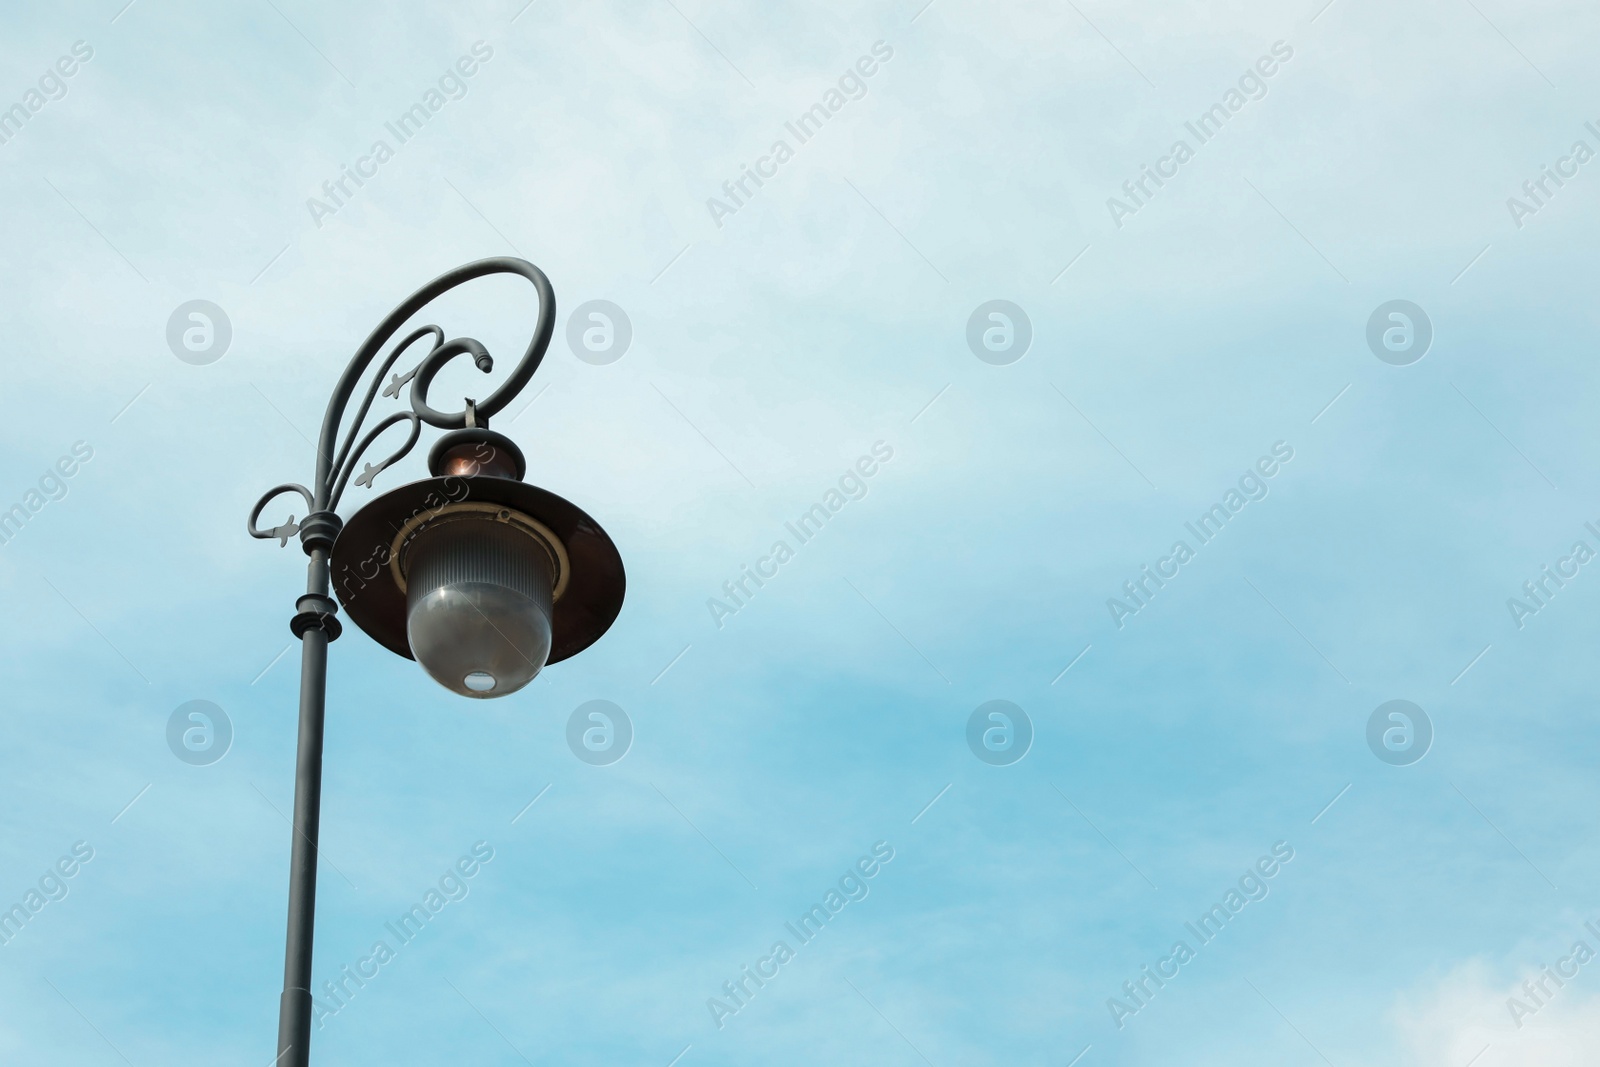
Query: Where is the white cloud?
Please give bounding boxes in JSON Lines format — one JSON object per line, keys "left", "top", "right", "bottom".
{"left": 1392, "top": 955, "right": 1600, "bottom": 1067}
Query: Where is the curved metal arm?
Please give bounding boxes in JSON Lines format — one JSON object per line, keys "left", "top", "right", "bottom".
{"left": 246, "top": 257, "right": 556, "bottom": 548}
{"left": 249, "top": 484, "right": 315, "bottom": 546}
{"left": 327, "top": 411, "right": 421, "bottom": 510}
{"left": 409, "top": 338, "right": 493, "bottom": 427}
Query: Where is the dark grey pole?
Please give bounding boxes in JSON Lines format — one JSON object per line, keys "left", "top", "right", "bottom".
{"left": 276, "top": 533, "right": 342, "bottom": 1067}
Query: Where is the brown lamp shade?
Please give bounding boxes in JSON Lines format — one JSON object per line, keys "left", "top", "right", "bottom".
{"left": 329, "top": 473, "right": 625, "bottom": 685}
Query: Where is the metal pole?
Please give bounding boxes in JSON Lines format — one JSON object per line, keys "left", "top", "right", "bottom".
{"left": 276, "top": 543, "right": 341, "bottom": 1067}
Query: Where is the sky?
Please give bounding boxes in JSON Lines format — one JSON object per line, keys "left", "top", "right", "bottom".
{"left": 2, "top": 0, "right": 1600, "bottom": 1063}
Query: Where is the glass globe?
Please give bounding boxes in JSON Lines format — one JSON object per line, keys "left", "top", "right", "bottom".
{"left": 403, "top": 516, "right": 554, "bottom": 698}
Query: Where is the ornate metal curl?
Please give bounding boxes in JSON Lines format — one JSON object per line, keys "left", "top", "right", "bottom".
{"left": 246, "top": 257, "right": 557, "bottom": 548}
{"left": 248, "top": 484, "right": 314, "bottom": 545}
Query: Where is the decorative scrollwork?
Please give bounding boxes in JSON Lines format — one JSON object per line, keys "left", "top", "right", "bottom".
{"left": 408, "top": 337, "right": 494, "bottom": 429}
{"left": 249, "top": 484, "right": 315, "bottom": 546}
{"left": 331, "top": 410, "right": 421, "bottom": 506}
{"left": 247, "top": 257, "right": 556, "bottom": 548}
{"left": 328, "top": 324, "right": 442, "bottom": 490}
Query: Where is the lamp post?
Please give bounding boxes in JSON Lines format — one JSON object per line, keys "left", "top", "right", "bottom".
{"left": 247, "top": 257, "right": 625, "bottom": 1066}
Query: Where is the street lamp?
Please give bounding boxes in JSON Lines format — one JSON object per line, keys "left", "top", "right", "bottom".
{"left": 246, "top": 257, "right": 625, "bottom": 1066}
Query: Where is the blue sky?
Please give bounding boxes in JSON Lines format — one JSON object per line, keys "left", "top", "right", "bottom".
{"left": 3, "top": 0, "right": 1600, "bottom": 1063}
